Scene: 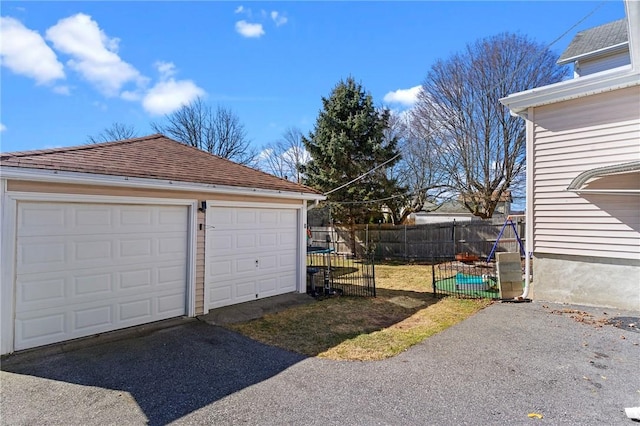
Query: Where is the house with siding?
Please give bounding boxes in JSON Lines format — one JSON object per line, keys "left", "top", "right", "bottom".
{"left": 500, "top": 1, "right": 640, "bottom": 311}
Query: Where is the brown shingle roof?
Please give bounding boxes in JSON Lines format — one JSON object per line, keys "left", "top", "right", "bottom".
{"left": 0, "top": 134, "right": 321, "bottom": 195}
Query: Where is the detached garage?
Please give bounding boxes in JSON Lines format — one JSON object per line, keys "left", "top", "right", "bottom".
{"left": 1, "top": 135, "right": 324, "bottom": 354}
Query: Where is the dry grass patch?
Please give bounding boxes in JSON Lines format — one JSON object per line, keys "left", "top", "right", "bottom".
{"left": 227, "top": 262, "right": 492, "bottom": 361}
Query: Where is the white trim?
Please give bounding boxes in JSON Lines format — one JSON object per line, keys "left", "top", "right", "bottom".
{"left": 557, "top": 42, "right": 629, "bottom": 65}
{"left": 206, "top": 200, "right": 304, "bottom": 210}
{"left": 299, "top": 203, "right": 308, "bottom": 294}
{"left": 0, "top": 179, "right": 16, "bottom": 355}
{"left": 4, "top": 192, "right": 198, "bottom": 206}
{"left": 500, "top": 67, "right": 640, "bottom": 116}
{"left": 0, "top": 167, "right": 325, "bottom": 202}
{"left": 0, "top": 191, "right": 198, "bottom": 354}
{"left": 567, "top": 189, "right": 640, "bottom": 195}
{"left": 187, "top": 201, "right": 198, "bottom": 317}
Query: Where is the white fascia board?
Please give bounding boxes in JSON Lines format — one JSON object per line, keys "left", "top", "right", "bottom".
{"left": 557, "top": 42, "right": 629, "bottom": 65}
{"left": 499, "top": 67, "right": 640, "bottom": 116}
{"left": 0, "top": 166, "right": 326, "bottom": 202}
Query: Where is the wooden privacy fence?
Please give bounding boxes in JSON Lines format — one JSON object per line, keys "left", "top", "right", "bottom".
{"left": 309, "top": 219, "right": 526, "bottom": 260}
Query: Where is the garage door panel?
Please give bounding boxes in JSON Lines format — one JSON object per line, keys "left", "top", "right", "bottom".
{"left": 14, "top": 202, "right": 189, "bottom": 351}
{"left": 18, "top": 277, "right": 67, "bottom": 304}
{"left": 16, "top": 314, "right": 66, "bottom": 342}
{"left": 237, "top": 210, "right": 257, "bottom": 226}
{"left": 17, "top": 234, "right": 186, "bottom": 274}
{"left": 119, "top": 299, "right": 152, "bottom": 321}
{"left": 236, "top": 233, "right": 257, "bottom": 249}
{"left": 210, "top": 286, "right": 232, "bottom": 306}
{"left": 120, "top": 239, "right": 152, "bottom": 257}
{"left": 75, "top": 306, "right": 112, "bottom": 330}
{"left": 258, "top": 233, "right": 278, "bottom": 248}
{"left": 235, "top": 279, "right": 257, "bottom": 301}
{"left": 258, "top": 277, "right": 277, "bottom": 294}
{"left": 206, "top": 206, "right": 299, "bottom": 309}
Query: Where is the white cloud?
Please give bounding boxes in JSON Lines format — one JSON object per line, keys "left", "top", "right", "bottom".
{"left": 92, "top": 101, "right": 108, "bottom": 111}
{"left": 234, "top": 5, "right": 244, "bottom": 14}
{"left": 155, "top": 61, "right": 176, "bottom": 80}
{"left": 270, "top": 11, "right": 288, "bottom": 27}
{"left": 383, "top": 85, "right": 422, "bottom": 107}
{"left": 0, "top": 16, "right": 65, "bottom": 85}
{"left": 52, "top": 85, "right": 71, "bottom": 95}
{"left": 141, "top": 62, "right": 205, "bottom": 115}
{"left": 235, "top": 20, "right": 264, "bottom": 38}
{"left": 0, "top": 123, "right": 6, "bottom": 132}
{"left": 45, "top": 13, "right": 146, "bottom": 97}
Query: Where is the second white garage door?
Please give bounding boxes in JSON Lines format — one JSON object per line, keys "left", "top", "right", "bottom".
{"left": 205, "top": 205, "right": 298, "bottom": 310}
{"left": 14, "top": 202, "right": 189, "bottom": 351}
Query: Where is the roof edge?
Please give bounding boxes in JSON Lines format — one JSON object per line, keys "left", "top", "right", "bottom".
{"left": 0, "top": 166, "right": 326, "bottom": 201}
{"left": 1, "top": 134, "right": 165, "bottom": 158}
{"left": 500, "top": 66, "right": 639, "bottom": 116}
{"left": 557, "top": 42, "right": 629, "bottom": 65}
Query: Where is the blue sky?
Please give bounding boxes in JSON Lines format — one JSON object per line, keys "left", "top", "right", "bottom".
{"left": 0, "top": 1, "right": 627, "bottom": 154}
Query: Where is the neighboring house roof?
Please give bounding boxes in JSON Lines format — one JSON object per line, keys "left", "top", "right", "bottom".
{"left": 558, "top": 19, "right": 629, "bottom": 65}
{"left": 0, "top": 134, "right": 322, "bottom": 196}
{"left": 460, "top": 190, "right": 512, "bottom": 204}
{"left": 419, "top": 200, "right": 475, "bottom": 215}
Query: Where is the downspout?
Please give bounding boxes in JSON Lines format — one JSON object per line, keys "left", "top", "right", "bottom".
{"left": 521, "top": 108, "right": 535, "bottom": 299}
{"left": 307, "top": 199, "right": 320, "bottom": 210}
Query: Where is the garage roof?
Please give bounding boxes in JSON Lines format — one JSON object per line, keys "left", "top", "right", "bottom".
{"left": 0, "top": 134, "right": 322, "bottom": 195}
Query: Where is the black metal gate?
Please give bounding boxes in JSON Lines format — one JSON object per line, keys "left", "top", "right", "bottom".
{"left": 306, "top": 248, "right": 375, "bottom": 298}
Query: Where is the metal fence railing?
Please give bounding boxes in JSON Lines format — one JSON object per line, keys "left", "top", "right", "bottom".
{"left": 306, "top": 247, "right": 375, "bottom": 298}
{"left": 429, "top": 256, "right": 501, "bottom": 299}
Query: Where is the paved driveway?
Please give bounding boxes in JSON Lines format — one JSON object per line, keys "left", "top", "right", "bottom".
{"left": 1, "top": 301, "right": 639, "bottom": 425}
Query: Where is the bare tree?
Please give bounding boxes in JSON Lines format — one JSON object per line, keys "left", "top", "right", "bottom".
{"left": 382, "top": 111, "right": 448, "bottom": 224}
{"left": 259, "top": 127, "right": 309, "bottom": 183}
{"left": 87, "top": 122, "right": 137, "bottom": 144}
{"left": 151, "top": 97, "right": 257, "bottom": 166}
{"left": 412, "top": 32, "right": 567, "bottom": 218}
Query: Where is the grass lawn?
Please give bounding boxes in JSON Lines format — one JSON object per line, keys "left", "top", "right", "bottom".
{"left": 226, "top": 262, "right": 492, "bottom": 361}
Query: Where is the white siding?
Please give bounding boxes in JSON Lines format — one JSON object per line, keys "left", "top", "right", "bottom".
{"left": 531, "top": 85, "right": 640, "bottom": 260}
{"left": 576, "top": 51, "right": 631, "bottom": 77}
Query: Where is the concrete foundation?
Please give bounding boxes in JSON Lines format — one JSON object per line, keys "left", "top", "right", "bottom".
{"left": 532, "top": 253, "right": 640, "bottom": 311}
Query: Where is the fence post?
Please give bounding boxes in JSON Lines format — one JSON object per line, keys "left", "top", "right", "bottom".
{"left": 431, "top": 255, "right": 437, "bottom": 297}
{"left": 404, "top": 224, "right": 408, "bottom": 260}
{"left": 365, "top": 224, "right": 369, "bottom": 256}
{"left": 451, "top": 219, "right": 456, "bottom": 256}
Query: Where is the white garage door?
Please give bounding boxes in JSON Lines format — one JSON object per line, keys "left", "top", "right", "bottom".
{"left": 206, "top": 206, "right": 298, "bottom": 310}
{"left": 14, "top": 202, "right": 189, "bottom": 351}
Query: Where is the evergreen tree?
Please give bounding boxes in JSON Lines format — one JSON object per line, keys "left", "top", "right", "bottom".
{"left": 302, "top": 77, "right": 403, "bottom": 236}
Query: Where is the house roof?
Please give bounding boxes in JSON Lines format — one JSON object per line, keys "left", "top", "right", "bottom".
{"left": 0, "top": 134, "right": 322, "bottom": 196}
{"left": 557, "top": 19, "right": 628, "bottom": 65}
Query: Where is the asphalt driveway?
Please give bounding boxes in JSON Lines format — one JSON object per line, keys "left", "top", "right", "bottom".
{"left": 1, "top": 301, "right": 639, "bottom": 425}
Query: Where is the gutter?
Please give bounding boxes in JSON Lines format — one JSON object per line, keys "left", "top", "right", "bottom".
{"left": 499, "top": 66, "right": 639, "bottom": 117}
{"left": 0, "top": 166, "right": 326, "bottom": 202}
